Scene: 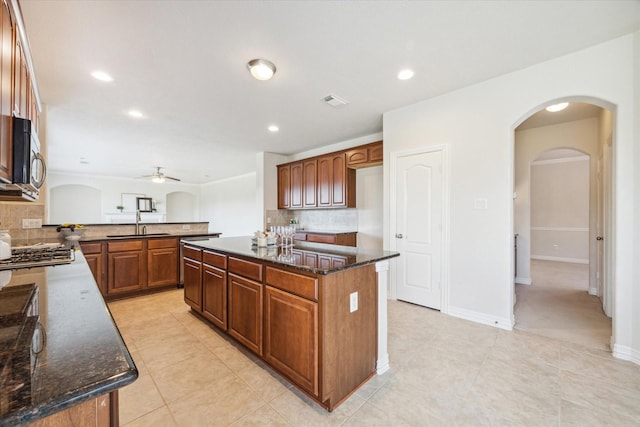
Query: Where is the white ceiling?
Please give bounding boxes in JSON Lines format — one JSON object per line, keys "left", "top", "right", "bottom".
{"left": 20, "top": 0, "right": 640, "bottom": 184}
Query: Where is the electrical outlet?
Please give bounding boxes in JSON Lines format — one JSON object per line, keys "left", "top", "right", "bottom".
{"left": 22, "top": 219, "right": 42, "bottom": 229}
{"left": 182, "top": 224, "right": 190, "bottom": 230}
{"left": 267, "top": 217, "right": 272, "bottom": 224}
{"left": 350, "top": 292, "right": 358, "bottom": 313}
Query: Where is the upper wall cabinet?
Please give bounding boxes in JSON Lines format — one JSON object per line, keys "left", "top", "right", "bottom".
{"left": 0, "top": 0, "right": 41, "bottom": 185}
{"left": 345, "top": 141, "right": 382, "bottom": 168}
{"left": 277, "top": 142, "right": 378, "bottom": 210}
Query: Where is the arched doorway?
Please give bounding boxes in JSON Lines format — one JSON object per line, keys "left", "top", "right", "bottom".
{"left": 512, "top": 100, "right": 614, "bottom": 350}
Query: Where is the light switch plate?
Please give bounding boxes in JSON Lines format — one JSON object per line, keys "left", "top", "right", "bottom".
{"left": 22, "top": 218, "right": 42, "bottom": 229}
{"left": 350, "top": 292, "right": 358, "bottom": 313}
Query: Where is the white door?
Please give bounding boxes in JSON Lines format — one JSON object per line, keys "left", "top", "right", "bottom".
{"left": 394, "top": 150, "right": 443, "bottom": 309}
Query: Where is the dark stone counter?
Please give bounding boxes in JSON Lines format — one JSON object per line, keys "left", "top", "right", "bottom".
{"left": 182, "top": 236, "right": 399, "bottom": 275}
{"left": 0, "top": 251, "right": 137, "bottom": 426}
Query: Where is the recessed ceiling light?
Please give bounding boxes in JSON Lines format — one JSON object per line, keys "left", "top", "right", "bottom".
{"left": 247, "top": 59, "right": 276, "bottom": 81}
{"left": 128, "top": 109, "right": 144, "bottom": 118}
{"left": 268, "top": 125, "right": 279, "bottom": 132}
{"left": 397, "top": 69, "right": 414, "bottom": 80}
{"left": 546, "top": 102, "right": 569, "bottom": 112}
{"left": 91, "top": 70, "right": 113, "bottom": 82}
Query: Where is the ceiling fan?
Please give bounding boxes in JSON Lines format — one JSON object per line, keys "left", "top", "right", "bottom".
{"left": 139, "top": 166, "right": 181, "bottom": 183}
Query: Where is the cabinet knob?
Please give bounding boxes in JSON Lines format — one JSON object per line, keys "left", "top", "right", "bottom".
{"left": 395, "top": 234, "right": 403, "bottom": 239}
{"left": 596, "top": 236, "right": 604, "bottom": 241}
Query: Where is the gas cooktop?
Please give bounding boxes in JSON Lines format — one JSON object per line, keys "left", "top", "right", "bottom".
{"left": 0, "top": 244, "right": 75, "bottom": 271}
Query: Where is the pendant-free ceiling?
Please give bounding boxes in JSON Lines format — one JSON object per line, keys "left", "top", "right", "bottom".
{"left": 247, "top": 59, "right": 276, "bottom": 81}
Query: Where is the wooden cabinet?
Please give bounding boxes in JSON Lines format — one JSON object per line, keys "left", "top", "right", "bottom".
{"left": 147, "top": 238, "right": 179, "bottom": 287}
{"left": 264, "top": 285, "right": 318, "bottom": 395}
{"left": 293, "top": 231, "right": 357, "bottom": 247}
{"left": 290, "top": 162, "right": 303, "bottom": 208}
{"left": 303, "top": 159, "right": 317, "bottom": 208}
{"left": 318, "top": 153, "right": 352, "bottom": 208}
{"left": 0, "top": 0, "right": 12, "bottom": 184}
{"left": 202, "top": 250, "right": 228, "bottom": 330}
{"left": 107, "top": 241, "right": 146, "bottom": 295}
{"left": 81, "top": 242, "right": 106, "bottom": 294}
{"left": 346, "top": 141, "right": 383, "bottom": 168}
{"left": 277, "top": 164, "right": 290, "bottom": 209}
{"left": 183, "top": 250, "right": 203, "bottom": 312}
{"left": 228, "top": 273, "right": 263, "bottom": 355}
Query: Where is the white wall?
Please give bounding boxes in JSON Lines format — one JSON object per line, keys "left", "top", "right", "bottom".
{"left": 200, "top": 172, "right": 259, "bottom": 236}
{"left": 530, "top": 155, "right": 590, "bottom": 264}
{"left": 50, "top": 184, "right": 102, "bottom": 224}
{"left": 383, "top": 33, "right": 638, "bottom": 362}
{"left": 166, "top": 191, "right": 197, "bottom": 222}
{"left": 47, "top": 171, "right": 200, "bottom": 223}
{"left": 356, "top": 166, "right": 383, "bottom": 250}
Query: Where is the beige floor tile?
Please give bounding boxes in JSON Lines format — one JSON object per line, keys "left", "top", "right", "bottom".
{"left": 366, "top": 383, "right": 447, "bottom": 425}
{"left": 119, "top": 374, "right": 166, "bottom": 425}
{"left": 236, "top": 362, "right": 292, "bottom": 403}
{"left": 560, "top": 399, "right": 638, "bottom": 427}
{"left": 138, "top": 338, "right": 210, "bottom": 372}
{"left": 123, "top": 405, "right": 178, "bottom": 427}
{"left": 152, "top": 351, "right": 234, "bottom": 403}
{"left": 342, "top": 402, "right": 415, "bottom": 427}
{"left": 560, "top": 370, "right": 640, "bottom": 421}
{"left": 230, "top": 403, "right": 290, "bottom": 426}
{"left": 213, "top": 342, "right": 260, "bottom": 372}
{"left": 168, "top": 374, "right": 264, "bottom": 426}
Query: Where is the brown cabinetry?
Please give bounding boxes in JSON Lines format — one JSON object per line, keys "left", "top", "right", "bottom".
{"left": 346, "top": 141, "right": 383, "bottom": 168}
{"left": 183, "top": 249, "right": 202, "bottom": 311}
{"left": 303, "top": 159, "right": 317, "bottom": 208}
{"left": 203, "top": 264, "right": 227, "bottom": 330}
{"left": 264, "top": 285, "right": 318, "bottom": 395}
{"left": 293, "top": 231, "right": 357, "bottom": 247}
{"left": 107, "top": 241, "right": 146, "bottom": 295}
{"left": 0, "top": 0, "right": 12, "bottom": 183}
{"left": 147, "top": 238, "right": 179, "bottom": 287}
{"left": 81, "top": 242, "right": 106, "bottom": 294}
{"left": 290, "top": 162, "right": 303, "bottom": 208}
{"left": 277, "top": 164, "right": 290, "bottom": 208}
{"left": 228, "top": 272, "right": 263, "bottom": 355}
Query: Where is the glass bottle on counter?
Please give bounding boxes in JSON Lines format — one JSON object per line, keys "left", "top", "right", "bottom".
{"left": 0, "top": 229, "right": 11, "bottom": 260}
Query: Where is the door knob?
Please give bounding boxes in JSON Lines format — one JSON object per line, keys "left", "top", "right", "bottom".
{"left": 396, "top": 234, "right": 403, "bottom": 239}
{"left": 596, "top": 236, "right": 604, "bottom": 241}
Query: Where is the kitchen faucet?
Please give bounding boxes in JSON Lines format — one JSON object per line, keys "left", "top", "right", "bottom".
{"left": 135, "top": 210, "right": 141, "bottom": 235}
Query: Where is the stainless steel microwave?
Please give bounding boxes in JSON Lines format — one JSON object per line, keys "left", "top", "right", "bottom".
{"left": 11, "top": 117, "right": 46, "bottom": 197}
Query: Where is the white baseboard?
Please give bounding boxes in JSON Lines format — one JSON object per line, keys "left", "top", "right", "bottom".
{"left": 588, "top": 287, "right": 598, "bottom": 296}
{"left": 531, "top": 255, "right": 589, "bottom": 264}
{"left": 376, "top": 353, "right": 390, "bottom": 375}
{"left": 448, "top": 305, "right": 513, "bottom": 331}
{"left": 515, "top": 276, "right": 532, "bottom": 285}
{"left": 612, "top": 343, "right": 640, "bottom": 365}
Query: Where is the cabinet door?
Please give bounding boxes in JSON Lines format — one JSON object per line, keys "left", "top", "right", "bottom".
{"left": 107, "top": 250, "right": 146, "bottom": 294}
{"left": 183, "top": 257, "right": 202, "bottom": 311}
{"left": 84, "top": 252, "right": 105, "bottom": 294}
{"left": 369, "top": 142, "right": 383, "bottom": 163}
{"left": 0, "top": 1, "right": 12, "bottom": 183}
{"left": 277, "top": 165, "right": 290, "bottom": 209}
{"left": 290, "top": 162, "right": 303, "bottom": 208}
{"left": 228, "top": 273, "right": 263, "bottom": 355}
{"left": 345, "top": 148, "right": 368, "bottom": 167}
{"left": 331, "top": 153, "right": 347, "bottom": 207}
{"left": 148, "top": 246, "right": 178, "bottom": 287}
{"left": 317, "top": 155, "right": 332, "bottom": 207}
{"left": 202, "top": 264, "right": 227, "bottom": 330}
{"left": 303, "top": 159, "right": 317, "bottom": 208}
{"left": 264, "top": 286, "right": 318, "bottom": 396}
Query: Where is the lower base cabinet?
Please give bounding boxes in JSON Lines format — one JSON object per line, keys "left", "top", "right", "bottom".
{"left": 182, "top": 244, "right": 377, "bottom": 412}
{"left": 228, "top": 273, "right": 263, "bottom": 355}
{"left": 264, "top": 285, "right": 318, "bottom": 395}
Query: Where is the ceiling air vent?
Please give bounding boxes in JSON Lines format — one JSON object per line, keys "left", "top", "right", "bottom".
{"left": 322, "top": 93, "right": 349, "bottom": 108}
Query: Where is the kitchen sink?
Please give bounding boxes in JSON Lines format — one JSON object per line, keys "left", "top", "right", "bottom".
{"left": 106, "top": 233, "right": 171, "bottom": 238}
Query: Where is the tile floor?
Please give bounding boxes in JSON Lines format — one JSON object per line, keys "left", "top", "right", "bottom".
{"left": 109, "top": 288, "right": 640, "bottom": 426}
{"left": 514, "top": 260, "right": 612, "bottom": 350}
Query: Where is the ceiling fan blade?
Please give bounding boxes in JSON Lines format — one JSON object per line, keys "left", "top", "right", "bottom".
{"left": 165, "top": 176, "right": 181, "bottom": 181}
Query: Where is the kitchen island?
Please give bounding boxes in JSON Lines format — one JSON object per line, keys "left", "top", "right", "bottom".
{"left": 182, "top": 236, "right": 398, "bottom": 411}
{"left": 0, "top": 250, "right": 137, "bottom": 426}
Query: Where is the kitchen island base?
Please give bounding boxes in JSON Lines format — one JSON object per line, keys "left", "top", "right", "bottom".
{"left": 181, "top": 238, "right": 399, "bottom": 411}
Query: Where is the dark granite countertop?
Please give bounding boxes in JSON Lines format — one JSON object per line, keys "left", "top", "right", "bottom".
{"left": 80, "top": 231, "right": 222, "bottom": 242}
{"left": 183, "top": 236, "right": 399, "bottom": 275}
{"left": 293, "top": 229, "right": 357, "bottom": 235}
{"left": 0, "top": 251, "right": 138, "bottom": 426}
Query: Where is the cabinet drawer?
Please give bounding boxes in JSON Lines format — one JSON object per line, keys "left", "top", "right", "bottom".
{"left": 203, "top": 250, "right": 227, "bottom": 269}
{"left": 108, "top": 240, "right": 143, "bottom": 252}
{"left": 80, "top": 242, "right": 102, "bottom": 254}
{"left": 266, "top": 267, "right": 318, "bottom": 301}
{"left": 229, "top": 257, "right": 263, "bottom": 282}
{"left": 183, "top": 245, "right": 202, "bottom": 261}
{"left": 148, "top": 237, "right": 177, "bottom": 249}
{"left": 306, "top": 233, "right": 336, "bottom": 244}
{"left": 293, "top": 233, "right": 307, "bottom": 241}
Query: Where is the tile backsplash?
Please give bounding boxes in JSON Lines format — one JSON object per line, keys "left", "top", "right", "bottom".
{"left": 0, "top": 202, "right": 45, "bottom": 241}
{"left": 266, "top": 209, "right": 357, "bottom": 232}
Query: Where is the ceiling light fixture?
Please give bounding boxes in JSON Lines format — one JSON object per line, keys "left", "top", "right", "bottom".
{"left": 152, "top": 175, "right": 165, "bottom": 184}
{"left": 91, "top": 70, "right": 113, "bottom": 82}
{"left": 268, "top": 125, "right": 279, "bottom": 132}
{"left": 128, "top": 109, "right": 144, "bottom": 118}
{"left": 397, "top": 69, "right": 414, "bottom": 80}
{"left": 247, "top": 59, "right": 276, "bottom": 81}
{"left": 545, "top": 102, "right": 569, "bottom": 112}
